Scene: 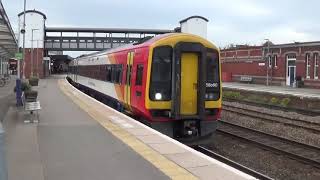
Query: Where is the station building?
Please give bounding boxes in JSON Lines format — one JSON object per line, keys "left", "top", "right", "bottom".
{"left": 221, "top": 41, "right": 320, "bottom": 88}
{"left": 17, "top": 10, "right": 48, "bottom": 78}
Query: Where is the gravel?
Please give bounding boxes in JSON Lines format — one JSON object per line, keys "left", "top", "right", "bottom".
{"left": 223, "top": 101, "right": 320, "bottom": 123}
{"left": 206, "top": 133, "right": 320, "bottom": 180}
{"left": 222, "top": 101, "right": 320, "bottom": 147}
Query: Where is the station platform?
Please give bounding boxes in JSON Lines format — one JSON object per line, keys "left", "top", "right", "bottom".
{"left": 0, "top": 76, "right": 15, "bottom": 99}
{"left": 3, "top": 76, "right": 256, "bottom": 180}
{"left": 0, "top": 76, "right": 15, "bottom": 122}
{"left": 223, "top": 82, "right": 320, "bottom": 99}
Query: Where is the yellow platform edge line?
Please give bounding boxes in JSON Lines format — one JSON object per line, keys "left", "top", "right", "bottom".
{"left": 58, "top": 79, "right": 198, "bottom": 180}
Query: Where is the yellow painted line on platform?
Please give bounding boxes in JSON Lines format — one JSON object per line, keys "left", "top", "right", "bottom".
{"left": 58, "top": 80, "right": 198, "bottom": 180}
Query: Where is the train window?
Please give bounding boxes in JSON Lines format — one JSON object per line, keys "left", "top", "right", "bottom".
{"left": 135, "top": 64, "right": 143, "bottom": 86}
{"left": 206, "top": 50, "right": 220, "bottom": 101}
{"left": 206, "top": 52, "right": 219, "bottom": 82}
{"left": 111, "top": 65, "right": 117, "bottom": 83}
{"left": 109, "top": 65, "right": 123, "bottom": 84}
{"left": 106, "top": 65, "right": 112, "bottom": 82}
{"left": 115, "top": 65, "right": 123, "bottom": 84}
{"left": 150, "top": 46, "right": 172, "bottom": 101}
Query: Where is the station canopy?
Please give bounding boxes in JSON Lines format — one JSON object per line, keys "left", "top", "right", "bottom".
{"left": 0, "top": 2, "right": 17, "bottom": 58}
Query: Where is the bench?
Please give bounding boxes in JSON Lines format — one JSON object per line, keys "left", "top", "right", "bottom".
{"left": 240, "top": 76, "right": 253, "bottom": 83}
{"left": 22, "top": 92, "right": 41, "bottom": 123}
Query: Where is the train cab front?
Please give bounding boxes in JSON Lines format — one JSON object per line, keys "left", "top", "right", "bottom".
{"left": 145, "top": 34, "right": 222, "bottom": 145}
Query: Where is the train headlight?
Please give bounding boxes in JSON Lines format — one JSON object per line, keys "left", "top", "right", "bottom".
{"left": 155, "top": 93, "right": 162, "bottom": 100}
{"left": 205, "top": 93, "right": 215, "bottom": 100}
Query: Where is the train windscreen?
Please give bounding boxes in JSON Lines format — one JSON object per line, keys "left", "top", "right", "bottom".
{"left": 205, "top": 50, "right": 220, "bottom": 100}
{"left": 150, "top": 46, "right": 172, "bottom": 101}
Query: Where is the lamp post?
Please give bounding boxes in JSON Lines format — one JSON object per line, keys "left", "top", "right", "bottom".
{"left": 264, "top": 39, "right": 270, "bottom": 86}
{"left": 16, "top": 0, "right": 26, "bottom": 106}
{"left": 31, "top": 29, "right": 39, "bottom": 77}
{"left": 36, "top": 40, "right": 39, "bottom": 77}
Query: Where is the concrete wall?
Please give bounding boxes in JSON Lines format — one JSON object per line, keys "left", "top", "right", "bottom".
{"left": 181, "top": 17, "right": 207, "bottom": 38}
{"left": 18, "top": 12, "right": 45, "bottom": 48}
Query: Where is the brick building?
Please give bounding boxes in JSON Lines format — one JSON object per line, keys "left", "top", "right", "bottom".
{"left": 221, "top": 41, "right": 320, "bottom": 88}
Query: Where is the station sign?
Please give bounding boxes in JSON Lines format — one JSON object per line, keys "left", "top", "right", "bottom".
{"left": 258, "top": 63, "right": 265, "bottom": 66}
{"left": 15, "top": 53, "right": 23, "bottom": 60}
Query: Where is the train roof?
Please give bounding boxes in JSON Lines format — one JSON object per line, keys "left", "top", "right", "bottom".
{"left": 76, "top": 33, "right": 216, "bottom": 60}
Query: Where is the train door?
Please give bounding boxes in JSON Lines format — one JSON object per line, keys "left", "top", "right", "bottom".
{"left": 124, "top": 52, "right": 134, "bottom": 108}
{"left": 131, "top": 58, "right": 144, "bottom": 110}
{"left": 180, "top": 53, "right": 198, "bottom": 115}
{"left": 172, "top": 42, "right": 206, "bottom": 120}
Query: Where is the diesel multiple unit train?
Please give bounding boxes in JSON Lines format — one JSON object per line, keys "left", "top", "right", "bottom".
{"left": 67, "top": 33, "right": 222, "bottom": 143}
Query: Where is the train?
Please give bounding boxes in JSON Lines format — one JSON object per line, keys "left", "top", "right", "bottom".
{"left": 67, "top": 33, "right": 222, "bottom": 144}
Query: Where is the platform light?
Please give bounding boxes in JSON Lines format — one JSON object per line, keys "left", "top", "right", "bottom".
{"left": 155, "top": 93, "right": 162, "bottom": 100}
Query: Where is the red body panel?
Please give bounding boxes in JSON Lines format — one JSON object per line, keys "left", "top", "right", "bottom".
{"left": 109, "top": 45, "right": 152, "bottom": 121}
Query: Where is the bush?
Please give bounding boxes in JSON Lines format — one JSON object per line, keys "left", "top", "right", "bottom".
{"left": 223, "top": 91, "right": 244, "bottom": 100}
{"left": 13, "top": 81, "right": 31, "bottom": 92}
{"left": 22, "top": 82, "right": 32, "bottom": 91}
{"left": 29, "top": 76, "right": 39, "bottom": 80}
{"left": 29, "top": 76, "right": 39, "bottom": 86}
{"left": 246, "top": 95, "right": 268, "bottom": 103}
{"left": 269, "top": 97, "right": 279, "bottom": 105}
{"left": 280, "top": 98, "right": 291, "bottom": 107}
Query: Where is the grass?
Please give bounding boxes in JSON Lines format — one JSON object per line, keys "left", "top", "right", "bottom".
{"left": 223, "top": 90, "right": 291, "bottom": 107}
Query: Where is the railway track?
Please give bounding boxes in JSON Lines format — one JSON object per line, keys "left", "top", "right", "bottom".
{"left": 223, "top": 99, "right": 320, "bottom": 116}
{"left": 223, "top": 104, "right": 320, "bottom": 134}
{"left": 217, "top": 120, "right": 320, "bottom": 168}
{"left": 195, "top": 146, "right": 273, "bottom": 180}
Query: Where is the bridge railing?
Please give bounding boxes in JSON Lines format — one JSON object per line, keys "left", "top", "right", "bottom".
{"left": 44, "top": 27, "right": 173, "bottom": 51}
{"left": 45, "top": 36, "right": 142, "bottom": 51}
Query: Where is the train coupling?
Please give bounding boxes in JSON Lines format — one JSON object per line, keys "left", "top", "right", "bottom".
{"left": 183, "top": 120, "right": 199, "bottom": 137}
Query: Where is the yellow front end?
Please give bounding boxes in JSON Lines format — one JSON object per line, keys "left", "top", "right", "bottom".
{"left": 145, "top": 33, "right": 222, "bottom": 112}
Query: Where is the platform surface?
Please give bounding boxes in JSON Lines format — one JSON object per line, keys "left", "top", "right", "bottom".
{"left": 0, "top": 75, "right": 15, "bottom": 99}
{"left": 4, "top": 77, "right": 167, "bottom": 180}
{"left": 223, "top": 82, "right": 320, "bottom": 99}
{"left": 0, "top": 75, "right": 15, "bottom": 123}
{"left": 4, "top": 76, "right": 256, "bottom": 180}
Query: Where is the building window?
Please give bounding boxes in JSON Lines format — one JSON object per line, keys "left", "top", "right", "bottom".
{"left": 268, "top": 56, "right": 272, "bottom": 68}
{"left": 287, "top": 54, "right": 296, "bottom": 59}
{"left": 273, "top": 55, "right": 277, "bottom": 67}
{"left": 306, "top": 54, "right": 311, "bottom": 79}
{"left": 315, "top": 53, "right": 319, "bottom": 80}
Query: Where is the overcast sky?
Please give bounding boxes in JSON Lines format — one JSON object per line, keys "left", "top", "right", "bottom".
{"left": 3, "top": 0, "right": 320, "bottom": 56}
